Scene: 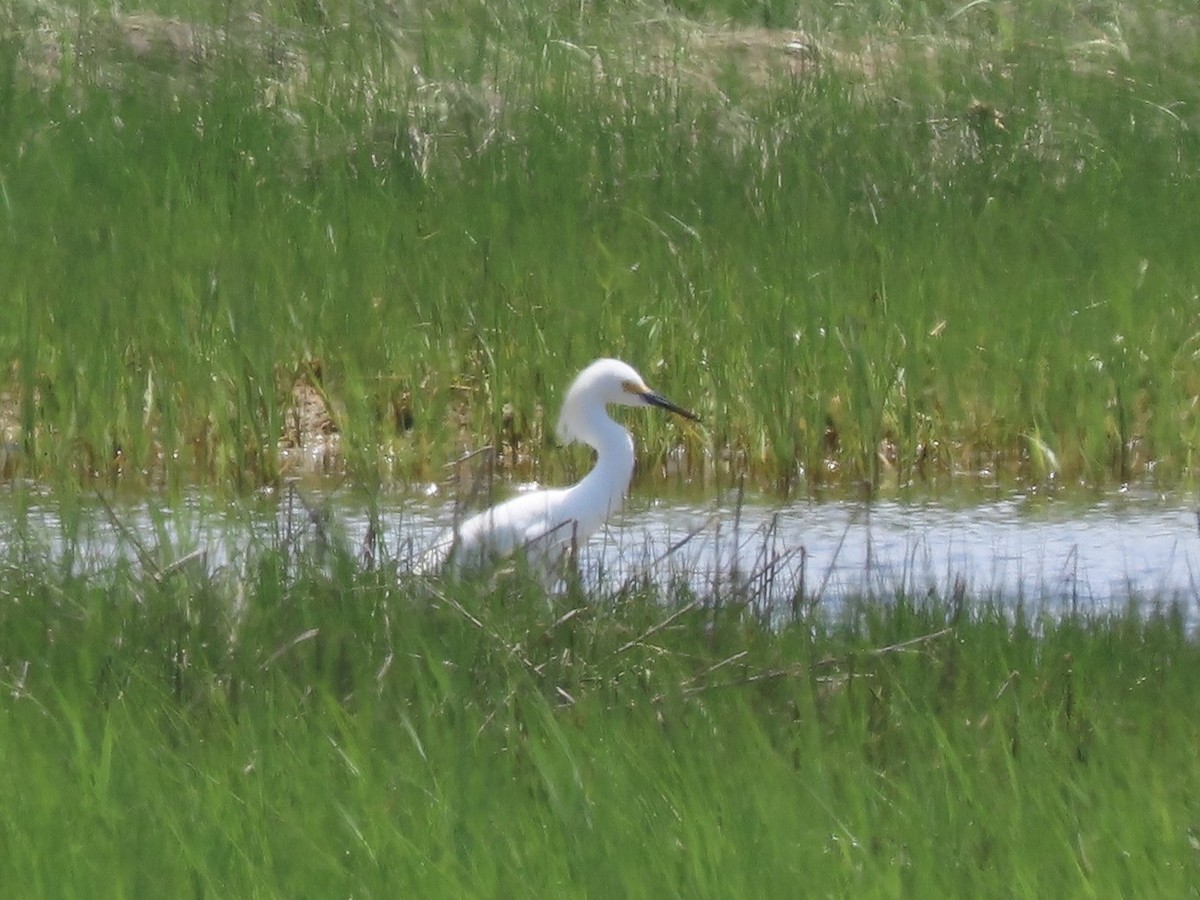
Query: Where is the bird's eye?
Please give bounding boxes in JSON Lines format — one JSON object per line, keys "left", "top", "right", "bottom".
{"left": 621, "top": 380, "right": 644, "bottom": 395}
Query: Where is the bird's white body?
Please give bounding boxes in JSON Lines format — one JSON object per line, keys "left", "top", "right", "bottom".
{"left": 419, "top": 358, "right": 696, "bottom": 576}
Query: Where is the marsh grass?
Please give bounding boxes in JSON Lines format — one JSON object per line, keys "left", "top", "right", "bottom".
{"left": 3, "top": 0, "right": 1200, "bottom": 496}
{"left": 4, "top": 5, "right": 1199, "bottom": 889}
{"left": 0, "top": 505, "right": 1197, "bottom": 895}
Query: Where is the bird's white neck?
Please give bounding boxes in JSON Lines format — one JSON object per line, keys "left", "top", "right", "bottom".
{"left": 562, "top": 414, "right": 635, "bottom": 537}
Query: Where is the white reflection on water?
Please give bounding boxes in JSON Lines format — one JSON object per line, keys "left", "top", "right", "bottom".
{"left": 3, "top": 487, "right": 1198, "bottom": 623}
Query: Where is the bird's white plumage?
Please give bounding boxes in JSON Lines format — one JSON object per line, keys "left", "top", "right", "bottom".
{"left": 418, "top": 358, "right": 697, "bottom": 576}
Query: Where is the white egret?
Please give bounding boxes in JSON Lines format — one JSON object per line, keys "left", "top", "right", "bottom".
{"left": 418, "top": 358, "right": 698, "bottom": 576}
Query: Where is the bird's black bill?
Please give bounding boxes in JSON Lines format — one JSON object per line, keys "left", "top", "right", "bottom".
{"left": 642, "top": 390, "right": 700, "bottom": 422}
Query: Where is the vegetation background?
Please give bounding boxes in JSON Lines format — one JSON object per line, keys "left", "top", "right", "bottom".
{"left": 1, "top": 1, "right": 1199, "bottom": 895}
{"left": 3, "top": 0, "right": 1200, "bottom": 495}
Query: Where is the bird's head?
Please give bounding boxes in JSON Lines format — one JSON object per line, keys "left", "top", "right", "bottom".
{"left": 556, "top": 358, "right": 699, "bottom": 444}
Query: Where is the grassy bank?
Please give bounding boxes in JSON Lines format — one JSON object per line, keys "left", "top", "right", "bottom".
{"left": 1, "top": 0, "right": 1198, "bottom": 493}
{"left": 0, "top": 525, "right": 1196, "bottom": 895}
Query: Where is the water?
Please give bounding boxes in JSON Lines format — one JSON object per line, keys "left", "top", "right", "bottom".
{"left": 3, "top": 486, "right": 1199, "bottom": 623}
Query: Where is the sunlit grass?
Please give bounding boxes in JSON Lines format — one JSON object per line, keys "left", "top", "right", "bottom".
{"left": 3, "top": 5, "right": 1198, "bottom": 892}
{"left": 2, "top": 0, "right": 1199, "bottom": 495}
{"left": 0, "top": 514, "right": 1196, "bottom": 895}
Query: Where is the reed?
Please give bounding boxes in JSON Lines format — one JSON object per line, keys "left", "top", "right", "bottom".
{"left": 0, "top": 504, "right": 1196, "bottom": 895}
{"left": 2, "top": 0, "right": 1199, "bottom": 495}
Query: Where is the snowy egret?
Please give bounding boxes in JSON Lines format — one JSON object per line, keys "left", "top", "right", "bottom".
{"left": 419, "top": 358, "right": 698, "bottom": 575}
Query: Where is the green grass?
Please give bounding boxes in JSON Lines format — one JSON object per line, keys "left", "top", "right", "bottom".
{"left": 3, "top": 5, "right": 1199, "bottom": 893}
{"left": 3, "top": 0, "right": 1200, "bottom": 493}
{"left": 0, "top": 521, "right": 1197, "bottom": 896}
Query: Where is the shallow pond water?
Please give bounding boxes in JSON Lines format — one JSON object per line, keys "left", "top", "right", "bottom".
{"left": 3, "top": 486, "right": 1199, "bottom": 624}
